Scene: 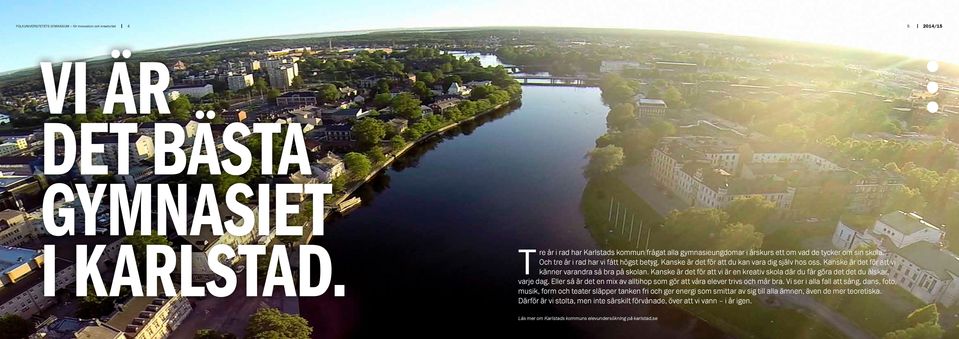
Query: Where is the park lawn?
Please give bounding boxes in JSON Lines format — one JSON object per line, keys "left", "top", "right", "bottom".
{"left": 580, "top": 176, "right": 844, "bottom": 338}
{"left": 818, "top": 286, "right": 924, "bottom": 336}
{"left": 683, "top": 302, "right": 843, "bottom": 339}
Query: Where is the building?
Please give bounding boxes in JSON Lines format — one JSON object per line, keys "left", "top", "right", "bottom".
{"left": 0, "top": 209, "right": 34, "bottom": 247}
{"left": 246, "top": 60, "right": 260, "bottom": 71}
{"left": 105, "top": 288, "right": 192, "bottom": 339}
{"left": 276, "top": 91, "right": 318, "bottom": 107}
{"left": 650, "top": 136, "right": 848, "bottom": 213}
{"left": 226, "top": 73, "right": 254, "bottom": 91}
{"left": 655, "top": 61, "right": 699, "bottom": 73}
{"left": 831, "top": 211, "right": 959, "bottom": 306}
{"left": 313, "top": 152, "right": 345, "bottom": 183}
{"left": 833, "top": 211, "right": 943, "bottom": 250}
{"left": 32, "top": 317, "right": 123, "bottom": 339}
{"left": 447, "top": 83, "right": 471, "bottom": 97}
{"left": 172, "top": 204, "right": 257, "bottom": 283}
{"left": 327, "top": 108, "right": 367, "bottom": 122}
{"left": 322, "top": 124, "right": 353, "bottom": 142}
{"left": 600, "top": 61, "right": 644, "bottom": 74}
{"left": 636, "top": 98, "right": 668, "bottom": 119}
{"left": 0, "top": 143, "right": 23, "bottom": 157}
{"left": 0, "top": 247, "right": 76, "bottom": 318}
{"left": 266, "top": 63, "right": 299, "bottom": 90}
{"left": 92, "top": 135, "right": 155, "bottom": 172}
{"left": 388, "top": 118, "right": 408, "bottom": 135}
{"left": 219, "top": 109, "right": 248, "bottom": 123}
{"left": 164, "top": 84, "right": 213, "bottom": 101}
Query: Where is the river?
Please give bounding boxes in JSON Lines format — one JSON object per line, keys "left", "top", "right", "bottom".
{"left": 300, "top": 54, "right": 726, "bottom": 338}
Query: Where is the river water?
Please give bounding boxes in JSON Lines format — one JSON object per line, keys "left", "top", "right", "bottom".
{"left": 300, "top": 54, "right": 726, "bottom": 338}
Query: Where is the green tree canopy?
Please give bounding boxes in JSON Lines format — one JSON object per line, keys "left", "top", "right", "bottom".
{"left": 606, "top": 103, "right": 637, "bottom": 130}
{"left": 245, "top": 308, "right": 312, "bottom": 339}
{"left": 391, "top": 93, "right": 422, "bottom": 120}
{"left": 725, "top": 196, "right": 776, "bottom": 226}
{"left": 316, "top": 84, "right": 341, "bottom": 103}
{"left": 343, "top": 152, "right": 372, "bottom": 180}
{"left": 0, "top": 314, "right": 33, "bottom": 339}
{"left": 351, "top": 118, "right": 387, "bottom": 149}
{"left": 716, "top": 222, "right": 764, "bottom": 250}
{"left": 583, "top": 145, "right": 624, "bottom": 178}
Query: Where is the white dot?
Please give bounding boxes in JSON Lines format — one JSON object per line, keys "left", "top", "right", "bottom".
{"left": 927, "top": 82, "right": 939, "bottom": 94}
{"left": 927, "top": 101, "right": 940, "bottom": 113}
{"left": 206, "top": 110, "right": 216, "bottom": 119}
{"left": 122, "top": 49, "right": 132, "bottom": 58}
{"left": 195, "top": 111, "right": 204, "bottom": 119}
{"left": 334, "top": 285, "right": 345, "bottom": 297}
{"left": 110, "top": 50, "right": 120, "bottom": 58}
{"left": 927, "top": 60, "right": 939, "bottom": 73}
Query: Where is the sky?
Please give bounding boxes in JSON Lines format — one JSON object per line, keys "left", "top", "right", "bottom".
{"left": 1, "top": 0, "right": 957, "bottom": 73}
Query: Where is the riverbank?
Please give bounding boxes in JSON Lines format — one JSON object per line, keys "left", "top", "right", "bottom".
{"left": 301, "top": 98, "right": 520, "bottom": 244}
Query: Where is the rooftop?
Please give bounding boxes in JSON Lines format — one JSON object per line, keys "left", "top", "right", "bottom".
{"left": 895, "top": 242, "right": 959, "bottom": 280}
{"left": 0, "top": 246, "right": 40, "bottom": 274}
{"left": 638, "top": 98, "right": 667, "bottom": 107}
{"left": 879, "top": 211, "right": 940, "bottom": 235}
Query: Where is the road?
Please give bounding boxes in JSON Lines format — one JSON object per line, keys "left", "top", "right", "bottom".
{"left": 772, "top": 292, "right": 874, "bottom": 339}
{"left": 170, "top": 267, "right": 300, "bottom": 338}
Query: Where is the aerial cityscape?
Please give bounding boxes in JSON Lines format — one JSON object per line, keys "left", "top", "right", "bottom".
{"left": 0, "top": 10, "right": 957, "bottom": 339}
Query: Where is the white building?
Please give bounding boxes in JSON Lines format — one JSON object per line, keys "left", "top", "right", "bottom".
{"left": 600, "top": 60, "right": 644, "bottom": 73}
{"left": 0, "top": 209, "right": 35, "bottom": 247}
{"left": 831, "top": 211, "right": 959, "bottom": 306}
{"left": 227, "top": 73, "right": 254, "bottom": 91}
{"left": 93, "top": 135, "right": 155, "bottom": 172}
{"left": 636, "top": 98, "right": 668, "bottom": 119}
{"left": 447, "top": 83, "right": 471, "bottom": 97}
{"left": 164, "top": 84, "right": 214, "bottom": 101}
{"left": 267, "top": 66, "right": 297, "bottom": 89}
{"left": 0, "top": 248, "right": 76, "bottom": 318}
{"left": 833, "top": 211, "right": 944, "bottom": 251}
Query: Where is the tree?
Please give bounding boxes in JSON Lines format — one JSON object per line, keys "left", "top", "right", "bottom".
{"left": 316, "top": 84, "right": 341, "bottom": 103}
{"left": 883, "top": 321, "right": 943, "bottom": 339}
{"left": 290, "top": 76, "right": 304, "bottom": 89}
{"left": 343, "top": 152, "right": 372, "bottom": 180}
{"left": 583, "top": 145, "right": 624, "bottom": 178}
{"left": 663, "top": 86, "right": 686, "bottom": 108}
{"left": 391, "top": 93, "right": 422, "bottom": 120}
{"left": 663, "top": 208, "right": 730, "bottom": 249}
{"left": 773, "top": 123, "right": 808, "bottom": 144}
{"left": 331, "top": 175, "right": 347, "bottom": 193}
{"left": 0, "top": 314, "right": 33, "bottom": 339}
{"left": 351, "top": 118, "right": 387, "bottom": 149}
{"left": 606, "top": 103, "right": 636, "bottom": 130}
{"left": 366, "top": 146, "right": 387, "bottom": 164}
{"left": 374, "top": 79, "right": 390, "bottom": 95}
{"left": 169, "top": 96, "right": 193, "bottom": 122}
{"left": 412, "top": 81, "right": 432, "bottom": 101}
{"left": 882, "top": 186, "right": 927, "bottom": 213}
{"left": 195, "top": 329, "right": 237, "bottom": 339}
{"left": 245, "top": 308, "right": 312, "bottom": 339}
{"left": 253, "top": 78, "right": 268, "bottom": 96}
{"left": 906, "top": 304, "right": 939, "bottom": 327}
{"left": 725, "top": 196, "right": 776, "bottom": 225}
{"left": 390, "top": 135, "right": 406, "bottom": 151}
{"left": 372, "top": 93, "right": 393, "bottom": 108}
{"left": 266, "top": 88, "right": 281, "bottom": 103}
{"left": 124, "top": 233, "right": 172, "bottom": 277}
{"left": 470, "top": 85, "right": 493, "bottom": 100}
{"left": 716, "top": 222, "right": 764, "bottom": 250}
